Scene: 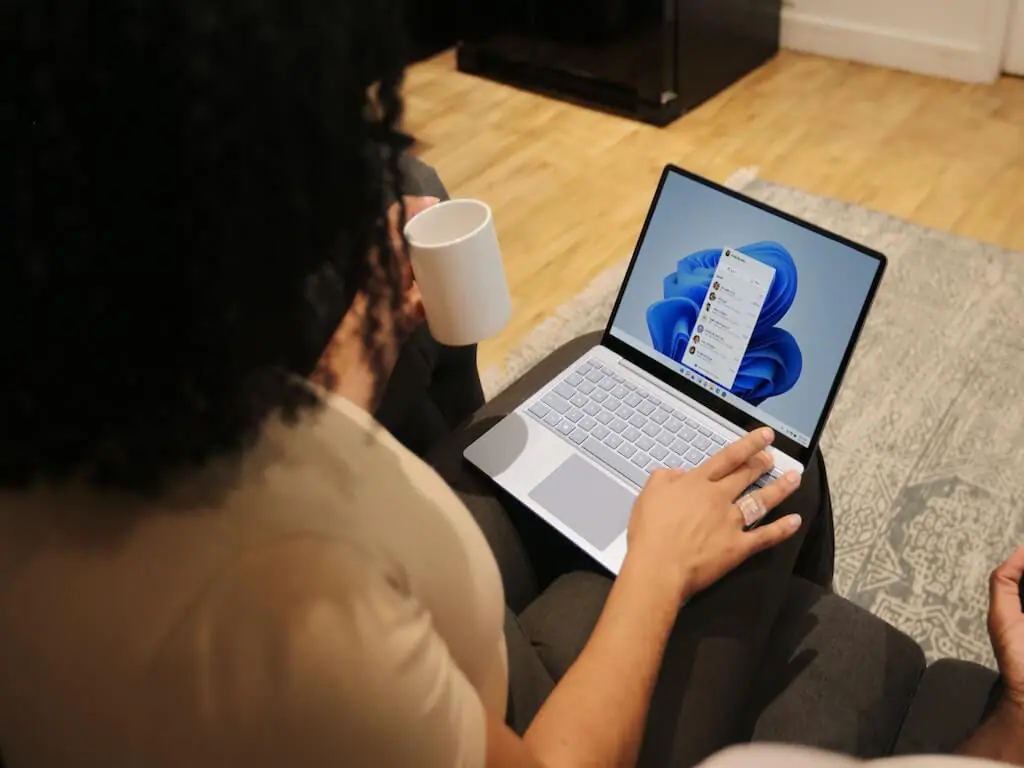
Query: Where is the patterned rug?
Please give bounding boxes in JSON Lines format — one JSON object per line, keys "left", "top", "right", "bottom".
{"left": 483, "top": 171, "right": 1024, "bottom": 668}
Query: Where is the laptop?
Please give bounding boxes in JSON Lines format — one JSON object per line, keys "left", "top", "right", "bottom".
{"left": 465, "top": 165, "right": 886, "bottom": 574}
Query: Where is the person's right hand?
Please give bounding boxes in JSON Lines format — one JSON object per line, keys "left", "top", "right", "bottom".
{"left": 989, "top": 545, "right": 1024, "bottom": 709}
{"left": 624, "top": 428, "right": 804, "bottom": 602}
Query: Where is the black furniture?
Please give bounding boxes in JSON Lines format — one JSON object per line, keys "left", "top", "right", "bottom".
{"left": 456, "top": 0, "right": 782, "bottom": 126}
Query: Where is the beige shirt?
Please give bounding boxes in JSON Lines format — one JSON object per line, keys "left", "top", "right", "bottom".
{"left": 0, "top": 393, "right": 506, "bottom": 766}
{"left": 702, "top": 745, "right": 1008, "bottom": 768}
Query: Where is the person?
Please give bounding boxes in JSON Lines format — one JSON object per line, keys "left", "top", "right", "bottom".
{"left": 2, "top": 2, "right": 809, "bottom": 765}
{"left": 4, "top": 3, "right": 1019, "bottom": 768}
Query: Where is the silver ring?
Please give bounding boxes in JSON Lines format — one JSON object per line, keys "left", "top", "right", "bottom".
{"left": 737, "top": 493, "right": 767, "bottom": 528}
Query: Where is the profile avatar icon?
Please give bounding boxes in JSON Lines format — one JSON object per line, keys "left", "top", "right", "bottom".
{"left": 692, "top": 334, "right": 701, "bottom": 344}
{"left": 688, "top": 346, "right": 696, "bottom": 355}
{"left": 706, "top": 303, "right": 712, "bottom": 312}
{"left": 713, "top": 281, "right": 720, "bottom": 290}
{"left": 724, "top": 249, "right": 732, "bottom": 257}
{"left": 709, "top": 292, "right": 717, "bottom": 301}
{"left": 696, "top": 324, "right": 704, "bottom": 333}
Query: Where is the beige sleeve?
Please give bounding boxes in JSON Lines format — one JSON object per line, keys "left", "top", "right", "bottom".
{"left": 155, "top": 538, "right": 488, "bottom": 768}
{"left": 700, "top": 745, "right": 1006, "bottom": 767}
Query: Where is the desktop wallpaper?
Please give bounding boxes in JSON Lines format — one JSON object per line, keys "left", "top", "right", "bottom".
{"left": 611, "top": 172, "right": 880, "bottom": 438}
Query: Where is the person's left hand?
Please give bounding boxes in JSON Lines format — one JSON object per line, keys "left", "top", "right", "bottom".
{"left": 387, "top": 195, "right": 439, "bottom": 333}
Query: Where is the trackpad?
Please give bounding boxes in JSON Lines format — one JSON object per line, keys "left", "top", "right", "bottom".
{"left": 529, "top": 455, "right": 635, "bottom": 551}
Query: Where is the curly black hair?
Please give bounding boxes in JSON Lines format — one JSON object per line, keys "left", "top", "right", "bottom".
{"left": 4, "top": 0, "right": 411, "bottom": 493}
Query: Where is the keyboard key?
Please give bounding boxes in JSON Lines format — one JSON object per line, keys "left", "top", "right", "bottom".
{"left": 631, "top": 452, "right": 651, "bottom": 469}
{"left": 623, "top": 380, "right": 637, "bottom": 391}
{"left": 557, "top": 421, "right": 575, "bottom": 436}
{"left": 665, "top": 453, "right": 683, "bottom": 468}
{"left": 583, "top": 402, "right": 601, "bottom": 417}
{"left": 685, "top": 417, "right": 700, "bottom": 428}
{"left": 656, "top": 429, "right": 675, "bottom": 447}
{"left": 638, "top": 401, "right": 656, "bottom": 416}
{"left": 665, "top": 418, "right": 684, "bottom": 433}
{"left": 528, "top": 402, "right": 550, "bottom": 419}
{"left": 544, "top": 412, "right": 561, "bottom": 427}
{"left": 585, "top": 368, "right": 603, "bottom": 383}
{"left": 637, "top": 436, "right": 656, "bottom": 451}
{"left": 711, "top": 433, "right": 726, "bottom": 445}
{"left": 611, "top": 385, "right": 629, "bottom": 399}
{"left": 679, "top": 427, "right": 697, "bottom": 441}
{"left": 623, "top": 426, "right": 642, "bottom": 442}
{"left": 618, "top": 443, "right": 638, "bottom": 458}
{"left": 598, "top": 378, "right": 616, "bottom": 391}
{"left": 707, "top": 443, "right": 722, "bottom": 455}
{"left": 684, "top": 448, "right": 705, "bottom": 464}
{"left": 569, "top": 428, "right": 588, "bottom": 445}
{"left": 566, "top": 372, "right": 584, "bottom": 386}
{"left": 648, "top": 396, "right": 661, "bottom": 406}
{"left": 579, "top": 416, "right": 597, "bottom": 431}
{"left": 649, "top": 409, "right": 669, "bottom": 425}
{"left": 683, "top": 459, "right": 698, "bottom": 470}
{"left": 592, "top": 424, "right": 610, "bottom": 441}
{"left": 605, "top": 397, "right": 622, "bottom": 412}
{"left": 582, "top": 437, "right": 648, "bottom": 487}
{"left": 671, "top": 438, "right": 690, "bottom": 454}
{"left": 624, "top": 392, "right": 643, "bottom": 407}
{"left": 612, "top": 373, "right": 625, "bottom": 383}
{"left": 565, "top": 409, "right": 583, "bottom": 424}
{"left": 617, "top": 405, "right": 633, "bottom": 420}
{"left": 543, "top": 393, "right": 570, "bottom": 414}
{"left": 609, "top": 419, "right": 627, "bottom": 434}
{"left": 629, "top": 413, "right": 647, "bottom": 428}
{"left": 575, "top": 364, "right": 592, "bottom": 376}
{"left": 637, "top": 389, "right": 650, "bottom": 399}
{"left": 591, "top": 390, "right": 608, "bottom": 403}
{"left": 596, "top": 410, "right": 614, "bottom": 425}
{"left": 603, "top": 433, "right": 623, "bottom": 449}
{"left": 569, "top": 394, "right": 588, "bottom": 409}
{"left": 692, "top": 436, "right": 712, "bottom": 451}
{"left": 650, "top": 444, "right": 669, "bottom": 460}
{"left": 642, "top": 422, "right": 661, "bottom": 438}
{"left": 579, "top": 380, "right": 596, "bottom": 395}
{"left": 554, "top": 383, "right": 574, "bottom": 399}
{"left": 697, "top": 425, "right": 713, "bottom": 437}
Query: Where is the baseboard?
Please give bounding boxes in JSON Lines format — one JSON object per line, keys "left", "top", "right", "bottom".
{"left": 781, "top": 8, "right": 1005, "bottom": 83}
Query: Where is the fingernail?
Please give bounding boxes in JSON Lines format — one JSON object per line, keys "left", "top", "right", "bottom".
{"left": 786, "top": 514, "right": 802, "bottom": 531}
{"left": 785, "top": 470, "right": 801, "bottom": 486}
{"left": 761, "top": 428, "right": 774, "bottom": 445}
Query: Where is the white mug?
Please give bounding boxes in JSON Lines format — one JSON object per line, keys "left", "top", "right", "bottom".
{"left": 404, "top": 199, "right": 512, "bottom": 347}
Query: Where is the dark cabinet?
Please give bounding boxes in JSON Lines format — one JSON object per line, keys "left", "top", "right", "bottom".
{"left": 456, "top": 0, "right": 782, "bottom": 126}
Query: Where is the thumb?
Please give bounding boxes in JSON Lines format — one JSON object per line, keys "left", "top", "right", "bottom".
{"left": 990, "top": 544, "right": 1024, "bottom": 633}
{"left": 744, "top": 514, "right": 803, "bottom": 557}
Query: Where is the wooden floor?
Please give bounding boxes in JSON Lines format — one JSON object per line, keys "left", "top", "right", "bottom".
{"left": 403, "top": 50, "right": 1024, "bottom": 372}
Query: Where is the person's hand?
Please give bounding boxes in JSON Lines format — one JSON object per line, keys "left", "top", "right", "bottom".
{"left": 624, "top": 428, "right": 804, "bottom": 602}
{"left": 989, "top": 545, "right": 1024, "bottom": 711}
{"left": 387, "top": 195, "right": 438, "bottom": 332}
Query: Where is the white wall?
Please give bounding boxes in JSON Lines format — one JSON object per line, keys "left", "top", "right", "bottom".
{"left": 781, "top": 0, "right": 1013, "bottom": 83}
{"left": 1004, "top": 0, "right": 1024, "bottom": 75}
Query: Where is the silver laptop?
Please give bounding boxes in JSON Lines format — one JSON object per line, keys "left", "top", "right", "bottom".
{"left": 465, "top": 165, "right": 886, "bottom": 574}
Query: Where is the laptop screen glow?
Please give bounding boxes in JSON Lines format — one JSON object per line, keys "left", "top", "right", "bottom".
{"left": 608, "top": 171, "right": 880, "bottom": 447}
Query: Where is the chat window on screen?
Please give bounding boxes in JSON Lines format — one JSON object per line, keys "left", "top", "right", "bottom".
{"left": 683, "top": 248, "right": 776, "bottom": 390}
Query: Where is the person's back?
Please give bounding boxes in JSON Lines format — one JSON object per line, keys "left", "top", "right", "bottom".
{"left": 0, "top": 393, "right": 511, "bottom": 765}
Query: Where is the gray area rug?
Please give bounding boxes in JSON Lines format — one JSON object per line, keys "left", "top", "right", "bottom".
{"left": 484, "top": 174, "right": 1024, "bottom": 668}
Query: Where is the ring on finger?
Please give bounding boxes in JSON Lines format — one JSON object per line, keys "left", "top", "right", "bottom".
{"left": 736, "top": 492, "right": 767, "bottom": 528}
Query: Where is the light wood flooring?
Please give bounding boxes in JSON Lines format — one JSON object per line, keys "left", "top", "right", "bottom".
{"left": 402, "top": 50, "right": 1024, "bottom": 372}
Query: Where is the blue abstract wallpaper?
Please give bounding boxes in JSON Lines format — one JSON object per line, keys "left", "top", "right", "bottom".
{"left": 646, "top": 241, "right": 803, "bottom": 406}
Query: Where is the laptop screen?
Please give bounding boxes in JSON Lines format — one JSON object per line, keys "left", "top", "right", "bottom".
{"left": 607, "top": 168, "right": 883, "bottom": 448}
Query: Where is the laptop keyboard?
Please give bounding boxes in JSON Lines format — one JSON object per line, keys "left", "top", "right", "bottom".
{"left": 526, "top": 357, "right": 778, "bottom": 490}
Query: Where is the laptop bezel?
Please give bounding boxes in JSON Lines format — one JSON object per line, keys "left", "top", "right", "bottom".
{"left": 601, "top": 164, "right": 887, "bottom": 466}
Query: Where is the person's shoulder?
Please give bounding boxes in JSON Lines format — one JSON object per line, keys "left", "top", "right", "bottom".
{"left": 148, "top": 535, "right": 487, "bottom": 766}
